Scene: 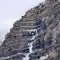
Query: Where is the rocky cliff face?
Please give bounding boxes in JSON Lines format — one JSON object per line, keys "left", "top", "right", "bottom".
{"left": 0, "top": 0, "right": 60, "bottom": 60}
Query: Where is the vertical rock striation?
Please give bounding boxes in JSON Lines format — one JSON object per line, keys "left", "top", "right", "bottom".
{"left": 0, "top": 0, "right": 60, "bottom": 60}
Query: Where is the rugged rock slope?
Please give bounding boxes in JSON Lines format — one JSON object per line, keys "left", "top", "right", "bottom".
{"left": 0, "top": 0, "right": 60, "bottom": 60}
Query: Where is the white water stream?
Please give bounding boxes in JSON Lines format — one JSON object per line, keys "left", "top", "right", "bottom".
{"left": 22, "top": 42, "right": 33, "bottom": 60}
{"left": 22, "top": 29, "right": 38, "bottom": 60}
{"left": 39, "top": 54, "right": 49, "bottom": 60}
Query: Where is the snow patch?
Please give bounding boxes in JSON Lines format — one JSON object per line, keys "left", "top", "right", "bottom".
{"left": 39, "top": 54, "right": 49, "bottom": 60}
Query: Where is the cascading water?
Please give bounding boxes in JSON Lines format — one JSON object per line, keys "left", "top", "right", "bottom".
{"left": 22, "top": 42, "right": 33, "bottom": 60}
{"left": 29, "top": 42, "right": 33, "bottom": 53}
{"left": 22, "top": 29, "right": 38, "bottom": 60}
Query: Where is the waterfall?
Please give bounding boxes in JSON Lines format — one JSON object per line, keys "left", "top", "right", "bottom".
{"left": 22, "top": 29, "right": 38, "bottom": 60}
{"left": 29, "top": 42, "right": 33, "bottom": 53}
{"left": 22, "top": 42, "right": 33, "bottom": 60}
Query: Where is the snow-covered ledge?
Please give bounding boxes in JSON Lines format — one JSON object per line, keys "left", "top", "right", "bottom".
{"left": 39, "top": 54, "right": 49, "bottom": 60}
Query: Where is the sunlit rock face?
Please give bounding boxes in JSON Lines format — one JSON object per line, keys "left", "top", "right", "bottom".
{"left": 0, "top": 0, "right": 60, "bottom": 60}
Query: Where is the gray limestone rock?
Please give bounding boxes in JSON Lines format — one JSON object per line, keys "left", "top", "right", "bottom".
{"left": 0, "top": 0, "right": 60, "bottom": 60}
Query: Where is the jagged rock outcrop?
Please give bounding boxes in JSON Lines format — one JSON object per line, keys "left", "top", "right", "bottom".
{"left": 0, "top": 0, "right": 60, "bottom": 60}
